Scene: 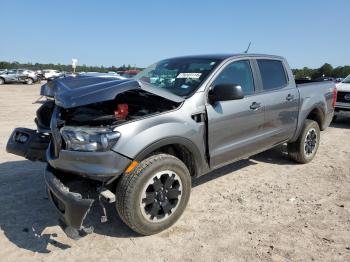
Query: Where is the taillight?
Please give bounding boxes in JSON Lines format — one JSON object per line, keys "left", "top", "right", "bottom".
{"left": 114, "top": 104, "right": 129, "bottom": 119}
{"left": 332, "top": 87, "right": 337, "bottom": 108}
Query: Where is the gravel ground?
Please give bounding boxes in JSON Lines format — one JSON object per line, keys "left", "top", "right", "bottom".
{"left": 0, "top": 83, "right": 349, "bottom": 262}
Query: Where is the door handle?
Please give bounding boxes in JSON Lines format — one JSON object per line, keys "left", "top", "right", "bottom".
{"left": 286, "top": 94, "right": 294, "bottom": 101}
{"left": 250, "top": 102, "right": 261, "bottom": 110}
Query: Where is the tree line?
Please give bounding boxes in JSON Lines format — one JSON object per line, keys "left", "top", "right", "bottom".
{"left": 0, "top": 61, "right": 143, "bottom": 73}
{"left": 292, "top": 63, "right": 350, "bottom": 80}
{"left": 1, "top": 61, "right": 349, "bottom": 79}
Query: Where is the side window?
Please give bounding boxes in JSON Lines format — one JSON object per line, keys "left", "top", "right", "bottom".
{"left": 213, "top": 60, "right": 255, "bottom": 96}
{"left": 257, "top": 60, "right": 287, "bottom": 90}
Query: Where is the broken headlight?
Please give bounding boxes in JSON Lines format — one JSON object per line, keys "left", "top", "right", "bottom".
{"left": 60, "top": 126, "right": 120, "bottom": 152}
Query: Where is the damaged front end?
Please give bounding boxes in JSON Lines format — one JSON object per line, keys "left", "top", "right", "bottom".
{"left": 45, "top": 166, "right": 96, "bottom": 239}
{"left": 6, "top": 75, "right": 182, "bottom": 238}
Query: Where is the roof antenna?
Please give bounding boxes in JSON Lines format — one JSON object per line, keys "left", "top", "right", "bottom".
{"left": 244, "top": 42, "right": 251, "bottom": 53}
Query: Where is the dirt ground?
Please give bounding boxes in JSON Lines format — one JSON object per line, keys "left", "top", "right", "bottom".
{"left": 0, "top": 83, "right": 349, "bottom": 262}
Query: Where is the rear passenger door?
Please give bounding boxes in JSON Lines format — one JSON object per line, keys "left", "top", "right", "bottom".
{"left": 5, "top": 70, "right": 18, "bottom": 82}
{"left": 255, "top": 59, "right": 299, "bottom": 145}
{"left": 206, "top": 59, "right": 266, "bottom": 168}
{"left": 17, "top": 70, "right": 26, "bottom": 82}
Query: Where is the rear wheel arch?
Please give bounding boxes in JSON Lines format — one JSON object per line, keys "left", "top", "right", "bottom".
{"left": 0, "top": 77, "right": 5, "bottom": 84}
{"left": 290, "top": 106, "right": 325, "bottom": 143}
{"left": 305, "top": 106, "right": 325, "bottom": 130}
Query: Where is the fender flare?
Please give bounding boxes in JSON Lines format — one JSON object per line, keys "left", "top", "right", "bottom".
{"left": 292, "top": 105, "right": 326, "bottom": 142}
{"left": 134, "top": 136, "right": 208, "bottom": 177}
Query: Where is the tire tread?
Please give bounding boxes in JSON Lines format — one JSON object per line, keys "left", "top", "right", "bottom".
{"left": 287, "top": 119, "right": 320, "bottom": 164}
{"left": 116, "top": 154, "right": 189, "bottom": 235}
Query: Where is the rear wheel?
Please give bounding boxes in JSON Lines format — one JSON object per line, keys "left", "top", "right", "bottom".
{"left": 287, "top": 119, "right": 320, "bottom": 164}
{"left": 116, "top": 154, "right": 191, "bottom": 235}
{"left": 0, "top": 78, "right": 4, "bottom": 85}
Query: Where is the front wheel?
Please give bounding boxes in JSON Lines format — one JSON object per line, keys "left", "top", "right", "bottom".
{"left": 25, "top": 78, "right": 34, "bottom": 85}
{"left": 287, "top": 119, "right": 320, "bottom": 164}
{"left": 116, "top": 154, "right": 191, "bottom": 235}
{"left": 0, "top": 78, "right": 4, "bottom": 85}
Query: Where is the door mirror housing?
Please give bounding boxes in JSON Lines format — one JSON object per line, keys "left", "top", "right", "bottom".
{"left": 209, "top": 84, "right": 244, "bottom": 103}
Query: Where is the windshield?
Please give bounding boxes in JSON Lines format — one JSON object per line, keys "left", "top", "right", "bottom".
{"left": 343, "top": 75, "right": 350, "bottom": 84}
{"left": 133, "top": 58, "right": 220, "bottom": 97}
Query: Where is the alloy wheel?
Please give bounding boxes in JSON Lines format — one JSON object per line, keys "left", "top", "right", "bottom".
{"left": 140, "top": 170, "right": 182, "bottom": 222}
{"left": 304, "top": 128, "right": 317, "bottom": 156}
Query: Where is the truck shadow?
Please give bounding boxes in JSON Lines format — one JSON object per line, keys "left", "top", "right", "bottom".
{"left": 193, "top": 145, "right": 292, "bottom": 188}
{"left": 250, "top": 145, "right": 292, "bottom": 165}
{"left": 331, "top": 113, "right": 350, "bottom": 129}
{"left": 0, "top": 148, "right": 294, "bottom": 253}
{"left": 0, "top": 160, "right": 139, "bottom": 254}
{"left": 0, "top": 160, "right": 72, "bottom": 253}
{"left": 192, "top": 158, "right": 256, "bottom": 187}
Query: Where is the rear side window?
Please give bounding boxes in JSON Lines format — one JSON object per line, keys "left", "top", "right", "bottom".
{"left": 213, "top": 60, "right": 255, "bottom": 96}
{"left": 257, "top": 60, "right": 287, "bottom": 90}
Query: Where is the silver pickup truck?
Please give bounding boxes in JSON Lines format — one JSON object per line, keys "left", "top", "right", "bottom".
{"left": 7, "top": 54, "right": 336, "bottom": 239}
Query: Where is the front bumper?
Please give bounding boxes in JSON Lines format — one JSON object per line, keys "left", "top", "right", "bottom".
{"left": 335, "top": 102, "right": 350, "bottom": 111}
{"left": 47, "top": 143, "right": 132, "bottom": 181}
{"left": 45, "top": 165, "right": 95, "bottom": 230}
{"left": 6, "top": 127, "right": 132, "bottom": 181}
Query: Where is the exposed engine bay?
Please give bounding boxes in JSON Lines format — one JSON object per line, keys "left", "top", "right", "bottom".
{"left": 36, "top": 90, "right": 180, "bottom": 129}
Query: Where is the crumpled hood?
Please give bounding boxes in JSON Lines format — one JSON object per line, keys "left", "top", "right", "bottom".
{"left": 40, "top": 75, "right": 184, "bottom": 108}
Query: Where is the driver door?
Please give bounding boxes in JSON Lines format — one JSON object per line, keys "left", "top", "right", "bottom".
{"left": 206, "top": 60, "right": 266, "bottom": 168}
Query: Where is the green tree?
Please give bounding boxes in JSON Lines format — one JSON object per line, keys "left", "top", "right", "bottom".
{"left": 318, "top": 63, "right": 333, "bottom": 77}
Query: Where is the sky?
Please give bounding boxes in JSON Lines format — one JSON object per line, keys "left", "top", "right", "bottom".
{"left": 0, "top": 0, "right": 349, "bottom": 69}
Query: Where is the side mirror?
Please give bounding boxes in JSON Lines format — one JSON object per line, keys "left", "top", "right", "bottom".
{"left": 208, "top": 84, "right": 244, "bottom": 103}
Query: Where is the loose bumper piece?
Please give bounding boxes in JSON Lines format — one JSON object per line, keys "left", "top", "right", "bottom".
{"left": 6, "top": 127, "right": 49, "bottom": 162}
{"left": 45, "top": 166, "right": 95, "bottom": 231}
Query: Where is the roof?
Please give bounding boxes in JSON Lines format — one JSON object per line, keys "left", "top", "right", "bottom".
{"left": 164, "top": 53, "right": 285, "bottom": 61}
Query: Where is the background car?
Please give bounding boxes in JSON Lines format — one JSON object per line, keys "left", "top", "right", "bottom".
{"left": 336, "top": 77, "right": 344, "bottom": 83}
{"left": 119, "top": 69, "right": 140, "bottom": 78}
{"left": 34, "top": 69, "right": 45, "bottom": 80}
{"left": 0, "top": 69, "right": 39, "bottom": 85}
{"left": 334, "top": 74, "right": 350, "bottom": 116}
{"left": 314, "top": 76, "right": 336, "bottom": 82}
{"left": 43, "top": 69, "right": 62, "bottom": 79}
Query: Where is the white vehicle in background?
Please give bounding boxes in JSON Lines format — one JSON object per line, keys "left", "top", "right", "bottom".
{"left": 43, "top": 69, "right": 62, "bottom": 79}
{"left": 80, "top": 72, "right": 127, "bottom": 79}
{"left": 22, "top": 69, "right": 38, "bottom": 79}
{"left": 335, "top": 74, "right": 350, "bottom": 114}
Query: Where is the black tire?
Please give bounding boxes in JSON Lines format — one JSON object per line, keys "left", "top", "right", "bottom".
{"left": 26, "top": 78, "right": 34, "bottom": 85}
{"left": 0, "top": 78, "right": 4, "bottom": 85}
{"left": 287, "top": 119, "right": 320, "bottom": 164}
{"left": 116, "top": 154, "right": 191, "bottom": 235}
